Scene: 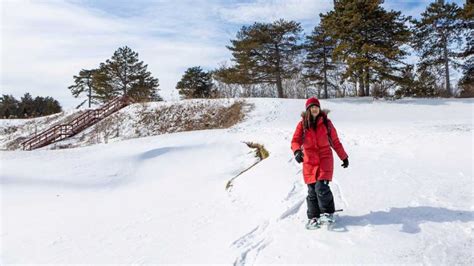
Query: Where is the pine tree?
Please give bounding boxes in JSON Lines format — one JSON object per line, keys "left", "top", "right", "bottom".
{"left": 303, "top": 25, "right": 337, "bottom": 99}
{"left": 0, "top": 95, "right": 19, "bottom": 118}
{"left": 44, "top": 97, "right": 62, "bottom": 115}
{"left": 91, "top": 67, "right": 115, "bottom": 103}
{"left": 19, "top": 93, "right": 35, "bottom": 117}
{"left": 458, "top": 62, "right": 473, "bottom": 97}
{"left": 395, "top": 65, "right": 416, "bottom": 98}
{"left": 176, "top": 66, "right": 214, "bottom": 99}
{"left": 321, "top": 0, "right": 411, "bottom": 96}
{"left": 224, "top": 19, "right": 303, "bottom": 98}
{"left": 414, "top": 68, "right": 441, "bottom": 97}
{"left": 32, "top": 96, "right": 62, "bottom": 116}
{"left": 413, "top": 0, "right": 464, "bottom": 97}
{"left": 98, "top": 46, "right": 160, "bottom": 102}
{"left": 457, "top": 1, "right": 473, "bottom": 97}
{"left": 33, "top": 96, "right": 45, "bottom": 116}
{"left": 0, "top": 94, "right": 62, "bottom": 118}
{"left": 68, "top": 69, "right": 100, "bottom": 108}
{"left": 459, "top": 1, "right": 473, "bottom": 59}
{"left": 68, "top": 47, "right": 161, "bottom": 105}
{"left": 213, "top": 64, "right": 246, "bottom": 85}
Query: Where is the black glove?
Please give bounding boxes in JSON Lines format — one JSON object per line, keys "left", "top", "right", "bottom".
{"left": 341, "top": 157, "right": 349, "bottom": 168}
{"left": 294, "top": 150, "right": 304, "bottom": 164}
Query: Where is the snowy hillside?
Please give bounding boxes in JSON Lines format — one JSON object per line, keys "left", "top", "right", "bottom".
{"left": 1, "top": 97, "right": 473, "bottom": 264}
{"left": 0, "top": 98, "right": 247, "bottom": 150}
{"left": 0, "top": 109, "right": 83, "bottom": 150}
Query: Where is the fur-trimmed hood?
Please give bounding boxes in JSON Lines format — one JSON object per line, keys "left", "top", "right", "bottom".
{"left": 300, "top": 108, "right": 331, "bottom": 130}
{"left": 300, "top": 108, "right": 331, "bottom": 118}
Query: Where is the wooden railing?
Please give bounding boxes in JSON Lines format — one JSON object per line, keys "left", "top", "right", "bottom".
{"left": 21, "top": 95, "right": 133, "bottom": 150}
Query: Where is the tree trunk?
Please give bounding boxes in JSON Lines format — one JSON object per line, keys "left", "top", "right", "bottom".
{"left": 123, "top": 65, "right": 128, "bottom": 96}
{"left": 323, "top": 48, "right": 328, "bottom": 99}
{"left": 358, "top": 71, "right": 365, "bottom": 96}
{"left": 87, "top": 79, "right": 92, "bottom": 108}
{"left": 365, "top": 67, "right": 370, "bottom": 96}
{"left": 88, "top": 86, "right": 92, "bottom": 108}
{"left": 275, "top": 45, "right": 284, "bottom": 98}
{"left": 276, "top": 75, "right": 284, "bottom": 98}
{"left": 353, "top": 81, "right": 357, "bottom": 97}
{"left": 443, "top": 36, "right": 451, "bottom": 97}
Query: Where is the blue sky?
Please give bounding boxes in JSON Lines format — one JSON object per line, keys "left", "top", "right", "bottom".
{"left": 1, "top": 0, "right": 466, "bottom": 108}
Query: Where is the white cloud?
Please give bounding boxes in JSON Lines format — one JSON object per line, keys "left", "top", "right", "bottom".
{"left": 382, "top": 0, "right": 431, "bottom": 19}
{"left": 217, "top": 0, "right": 333, "bottom": 24}
{"left": 1, "top": 0, "right": 230, "bottom": 108}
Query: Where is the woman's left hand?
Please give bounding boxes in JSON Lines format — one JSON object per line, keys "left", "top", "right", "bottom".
{"left": 341, "top": 158, "right": 349, "bottom": 168}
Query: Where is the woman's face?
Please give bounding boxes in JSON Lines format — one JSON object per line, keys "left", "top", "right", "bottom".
{"left": 310, "top": 105, "right": 320, "bottom": 117}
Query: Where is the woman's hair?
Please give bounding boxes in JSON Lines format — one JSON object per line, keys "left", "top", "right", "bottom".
{"left": 302, "top": 109, "right": 329, "bottom": 130}
{"left": 303, "top": 109, "right": 318, "bottom": 130}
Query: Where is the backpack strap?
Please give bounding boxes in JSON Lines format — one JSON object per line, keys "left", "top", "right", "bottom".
{"left": 323, "top": 115, "right": 335, "bottom": 149}
{"left": 302, "top": 115, "right": 334, "bottom": 149}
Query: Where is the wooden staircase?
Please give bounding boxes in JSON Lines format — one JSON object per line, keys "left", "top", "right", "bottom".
{"left": 21, "top": 96, "right": 133, "bottom": 150}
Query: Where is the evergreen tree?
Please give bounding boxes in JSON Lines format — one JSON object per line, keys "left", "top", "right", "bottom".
{"left": 0, "top": 95, "right": 19, "bottom": 118}
{"left": 45, "top": 97, "right": 62, "bottom": 114}
{"left": 458, "top": 1, "right": 473, "bottom": 59}
{"left": 458, "top": 63, "right": 473, "bottom": 97}
{"left": 91, "top": 67, "right": 116, "bottom": 103}
{"left": 0, "top": 94, "right": 62, "bottom": 118}
{"left": 213, "top": 64, "right": 245, "bottom": 85}
{"left": 457, "top": 1, "right": 473, "bottom": 97}
{"left": 33, "top": 96, "right": 62, "bottom": 116}
{"left": 321, "top": 0, "right": 411, "bottom": 96}
{"left": 395, "top": 65, "right": 416, "bottom": 98}
{"left": 100, "top": 46, "right": 160, "bottom": 102}
{"left": 69, "top": 46, "right": 161, "bottom": 104}
{"left": 68, "top": 69, "right": 100, "bottom": 108}
{"left": 303, "top": 24, "right": 337, "bottom": 99}
{"left": 458, "top": 52, "right": 473, "bottom": 97}
{"left": 413, "top": 68, "right": 440, "bottom": 97}
{"left": 224, "top": 19, "right": 303, "bottom": 98}
{"left": 396, "top": 65, "right": 444, "bottom": 98}
{"left": 33, "top": 96, "right": 45, "bottom": 116}
{"left": 413, "top": 0, "right": 464, "bottom": 97}
{"left": 176, "top": 66, "right": 214, "bottom": 99}
{"left": 19, "top": 93, "right": 35, "bottom": 117}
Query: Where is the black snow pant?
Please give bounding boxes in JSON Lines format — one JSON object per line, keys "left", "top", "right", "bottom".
{"left": 306, "top": 180, "right": 335, "bottom": 219}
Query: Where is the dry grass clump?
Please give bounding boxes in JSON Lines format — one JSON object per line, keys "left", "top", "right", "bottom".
{"left": 244, "top": 142, "right": 269, "bottom": 160}
{"left": 225, "top": 141, "right": 269, "bottom": 191}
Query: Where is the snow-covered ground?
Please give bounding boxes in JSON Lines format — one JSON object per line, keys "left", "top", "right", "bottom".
{"left": 0, "top": 98, "right": 245, "bottom": 150}
{"left": 1, "top": 97, "right": 473, "bottom": 264}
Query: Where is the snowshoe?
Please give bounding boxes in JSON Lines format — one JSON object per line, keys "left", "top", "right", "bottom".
{"left": 318, "top": 213, "right": 336, "bottom": 230}
{"left": 318, "top": 213, "right": 336, "bottom": 224}
{"left": 305, "top": 218, "right": 320, "bottom": 230}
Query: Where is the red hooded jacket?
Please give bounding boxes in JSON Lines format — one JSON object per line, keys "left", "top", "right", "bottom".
{"left": 291, "top": 112, "right": 348, "bottom": 184}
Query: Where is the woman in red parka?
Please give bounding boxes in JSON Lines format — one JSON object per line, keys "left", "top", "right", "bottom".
{"left": 291, "top": 97, "right": 349, "bottom": 229}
